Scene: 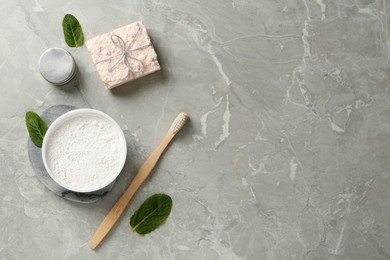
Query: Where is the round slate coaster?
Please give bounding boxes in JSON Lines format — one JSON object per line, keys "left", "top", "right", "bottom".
{"left": 27, "top": 105, "right": 115, "bottom": 203}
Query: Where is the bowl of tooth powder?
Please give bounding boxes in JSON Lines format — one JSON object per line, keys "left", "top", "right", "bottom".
{"left": 42, "top": 109, "right": 127, "bottom": 193}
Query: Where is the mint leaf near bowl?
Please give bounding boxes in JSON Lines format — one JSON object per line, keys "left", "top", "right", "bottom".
{"left": 62, "top": 14, "right": 84, "bottom": 47}
{"left": 130, "top": 194, "right": 172, "bottom": 235}
{"left": 25, "top": 111, "right": 48, "bottom": 148}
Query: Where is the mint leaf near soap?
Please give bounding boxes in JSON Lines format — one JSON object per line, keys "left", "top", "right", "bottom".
{"left": 62, "top": 14, "right": 84, "bottom": 47}
{"left": 25, "top": 111, "right": 48, "bottom": 148}
{"left": 130, "top": 194, "right": 172, "bottom": 235}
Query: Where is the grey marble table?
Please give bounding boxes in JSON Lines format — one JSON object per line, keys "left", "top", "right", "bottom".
{"left": 1, "top": 0, "right": 390, "bottom": 259}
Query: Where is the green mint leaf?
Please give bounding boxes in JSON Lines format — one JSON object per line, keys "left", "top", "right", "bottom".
{"left": 62, "top": 14, "right": 84, "bottom": 47}
{"left": 25, "top": 111, "right": 48, "bottom": 148}
{"left": 130, "top": 194, "right": 172, "bottom": 235}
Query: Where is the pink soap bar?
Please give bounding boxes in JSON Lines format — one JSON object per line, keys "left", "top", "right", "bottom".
{"left": 86, "top": 21, "right": 160, "bottom": 89}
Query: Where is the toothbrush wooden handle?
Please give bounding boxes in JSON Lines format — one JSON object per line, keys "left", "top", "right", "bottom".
{"left": 89, "top": 132, "right": 174, "bottom": 249}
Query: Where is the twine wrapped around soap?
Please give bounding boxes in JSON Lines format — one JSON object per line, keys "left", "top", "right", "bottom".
{"left": 95, "top": 27, "right": 151, "bottom": 73}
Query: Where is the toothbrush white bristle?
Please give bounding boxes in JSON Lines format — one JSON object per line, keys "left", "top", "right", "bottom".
{"left": 169, "top": 112, "right": 189, "bottom": 134}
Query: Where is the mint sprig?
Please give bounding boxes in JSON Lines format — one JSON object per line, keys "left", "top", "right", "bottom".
{"left": 25, "top": 111, "right": 48, "bottom": 148}
{"left": 130, "top": 194, "right": 172, "bottom": 235}
{"left": 62, "top": 14, "right": 84, "bottom": 47}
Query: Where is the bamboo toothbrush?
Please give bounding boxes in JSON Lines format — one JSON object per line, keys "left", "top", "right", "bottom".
{"left": 89, "top": 112, "right": 189, "bottom": 249}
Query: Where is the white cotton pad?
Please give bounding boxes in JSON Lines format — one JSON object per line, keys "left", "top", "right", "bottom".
{"left": 38, "top": 48, "right": 76, "bottom": 85}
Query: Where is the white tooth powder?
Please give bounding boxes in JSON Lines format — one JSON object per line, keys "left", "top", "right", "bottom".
{"left": 45, "top": 115, "right": 125, "bottom": 191}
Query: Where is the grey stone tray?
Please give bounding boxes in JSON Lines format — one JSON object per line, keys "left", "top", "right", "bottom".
{"left": 27, "top": 105, "right": 115, "bottom": 203}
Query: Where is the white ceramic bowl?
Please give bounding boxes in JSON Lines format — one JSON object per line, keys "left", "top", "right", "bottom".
{"left": 42, "top": 109, "right": 127, "bottom": 193}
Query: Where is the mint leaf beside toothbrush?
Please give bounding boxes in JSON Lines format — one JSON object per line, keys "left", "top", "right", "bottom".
{"left": 130, "top": 194, "right": 172, "bottom": 235}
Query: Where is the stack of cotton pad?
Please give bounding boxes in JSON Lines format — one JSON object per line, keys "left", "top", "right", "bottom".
{"left": 38, "top": 48, "right": 76, "bottom": 85}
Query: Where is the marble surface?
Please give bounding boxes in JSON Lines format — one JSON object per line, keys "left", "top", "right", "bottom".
{"left": 1, "top": 0, "right": 390, "bottom": 259}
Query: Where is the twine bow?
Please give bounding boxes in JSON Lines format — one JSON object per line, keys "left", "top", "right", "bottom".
{"left": 95, "top": 27, "right": 151, "bottom": 73}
